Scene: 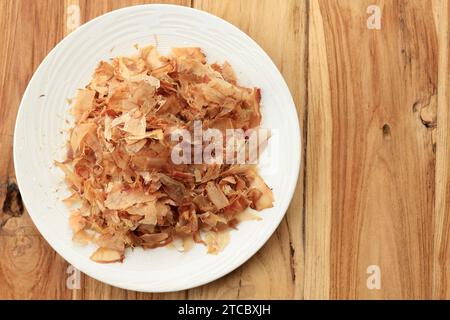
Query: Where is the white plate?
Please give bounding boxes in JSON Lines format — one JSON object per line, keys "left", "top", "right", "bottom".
{"left": 14, "top": 4, "right": 300, "bottom": 292}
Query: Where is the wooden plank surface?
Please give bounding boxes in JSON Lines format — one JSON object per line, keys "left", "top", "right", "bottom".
{"left": 0, "top": 0, "right": 449, "bottom": 299}
{"left": 320, "top": 0, "right": 439, "bottom": 299}
{"left": 0, "top": 0, "right": 71, "bottom": 300}
{"left": 433, "top": 0, "right": 450, "bottom": 299}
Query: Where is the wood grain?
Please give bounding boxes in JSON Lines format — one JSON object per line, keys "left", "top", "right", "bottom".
{"left": 303, "top": 0, "right": 332, "bottom": 299}
{"left": 0, "top": 0, "right": 449, "bottom": 299}
{"left": 433, "top": 0, "right": 450, "bottom": 299}
{"left": 0, "top": 0, "right": 71, "bottom": 300}
{"left": 318, "top": 0, "right": 439, "bottom": 299}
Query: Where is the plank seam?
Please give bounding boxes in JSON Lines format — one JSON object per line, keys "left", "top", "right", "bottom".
{"left": 301, "top": 0, "right": 310, "bottom": 264}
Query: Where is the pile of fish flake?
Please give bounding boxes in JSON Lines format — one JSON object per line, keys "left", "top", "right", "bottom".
{"left": 56, "top": 46, "right": 274, "bottom": 263}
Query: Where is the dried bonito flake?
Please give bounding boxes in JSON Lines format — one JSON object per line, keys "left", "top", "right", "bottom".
{"left": 57, "top": 45, "right": 274, "bottom": 263}
{"left": 90, "top": 247, "right": 124, "bottom": 263}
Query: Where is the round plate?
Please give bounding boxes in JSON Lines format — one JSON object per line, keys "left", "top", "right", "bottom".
{"left": 14, "top": 4, "right": 300, "bottom": 292}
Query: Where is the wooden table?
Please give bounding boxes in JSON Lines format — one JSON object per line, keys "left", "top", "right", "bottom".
{"left": 0, "top": 0, "right": 448, "bottom": 300}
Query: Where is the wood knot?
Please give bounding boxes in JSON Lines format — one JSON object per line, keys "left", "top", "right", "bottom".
{"left": 412, "top": 91, "right": 437, "bottom": 129}
{"left": 2, "top": 182, "right": 24, "bottom": 217}
{"left": 382, "top": 123, "right": 391, "bottom": 138}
